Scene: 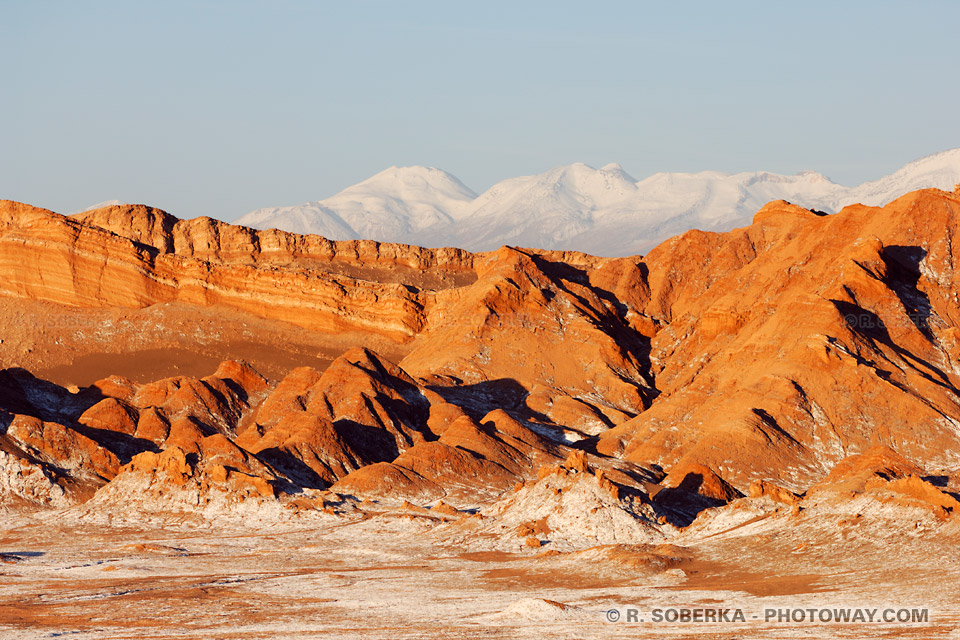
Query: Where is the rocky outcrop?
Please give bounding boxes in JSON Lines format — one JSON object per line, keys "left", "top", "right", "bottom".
{"left": 331, "top": 409, "right": 568, "bottom": 504}
{"left": 470, "top": 451, "right": 670, "bottom": 551}
{"left": 400, "top": 247, "right": 657, "bottom": 418}
{"left": 0, "top": 360, "right": 273, "bottom": 506}
{"left": 597, "top": 189, "right": 960, "bottom": 490}
{"left": 0, "top": 201, "right": 475, "bottom": 342}
{"left": 4, "top": 188, "right": 960, "bottom": 530}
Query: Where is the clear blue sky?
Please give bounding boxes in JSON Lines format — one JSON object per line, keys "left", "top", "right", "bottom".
{"left": 4, "top": 1, "right": 959, "bottom": 221}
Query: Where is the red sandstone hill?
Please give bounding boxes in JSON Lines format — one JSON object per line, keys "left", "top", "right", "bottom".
{"left": 3, "top": 190, "right": 960, "bottom": 523}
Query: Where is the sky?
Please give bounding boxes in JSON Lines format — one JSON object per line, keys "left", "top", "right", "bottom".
{"left": 4, "top": 1, "right": 960, "bottom": 222}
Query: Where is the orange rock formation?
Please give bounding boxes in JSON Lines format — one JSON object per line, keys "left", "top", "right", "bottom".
{"left": 3, "top": 189, "right": 960, "bottom": 522}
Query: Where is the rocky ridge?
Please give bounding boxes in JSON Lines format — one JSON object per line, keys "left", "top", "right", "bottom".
{"left": 3, "top": 190, "right": 960, "bottom": 548}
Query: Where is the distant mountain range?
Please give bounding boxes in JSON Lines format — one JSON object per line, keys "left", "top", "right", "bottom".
{"left": 229, "top": 148, "right": 960, "bottom": 256}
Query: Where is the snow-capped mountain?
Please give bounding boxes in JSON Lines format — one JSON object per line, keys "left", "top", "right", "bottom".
{"left": 238, "top": 166, "right": 475, "bottom": 243}
{"left": 235, "top": 149, "right": 960, "bottom": 256}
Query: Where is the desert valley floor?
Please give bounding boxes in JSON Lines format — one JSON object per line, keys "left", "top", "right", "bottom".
{"left": 3, "top": 499, "right": 959, "bottom": 639}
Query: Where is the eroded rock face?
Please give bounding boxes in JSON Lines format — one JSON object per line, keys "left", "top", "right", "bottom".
{"left": 473, "top": 451, "right": 670, "bottom": 551}
{"left": 0, "top": 360, "right": 273, "bottom": 507}
{"left": 3, "top": 188, "right": 960, "bottom": 533}
{"left": 598, "top": 190, "right": 960, "bottom": 490}
{"left": 0, "top": 201, "right": 476, "bottom": 342}
{"left": 400, "top": 247, "right": 657, "bottom": 417}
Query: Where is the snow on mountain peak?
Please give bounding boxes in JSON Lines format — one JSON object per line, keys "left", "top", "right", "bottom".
{"left": 344, "top": 165, "right": 477, "bottom": 200}
{"left": 830, "top": 148, "right": 960, "bottom": 209}
{"left": 794, "top": 170, "right": 834, "bottom": 184}
{"left": 540, "top": 162, "right": 638, "bottom": 203}
{"left": 235, "top": 148, "right": 960, "bottom": 256}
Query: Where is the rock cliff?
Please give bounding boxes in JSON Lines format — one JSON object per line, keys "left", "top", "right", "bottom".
{"left": 3, "top": 190, "right": 960, "bottom": 527}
